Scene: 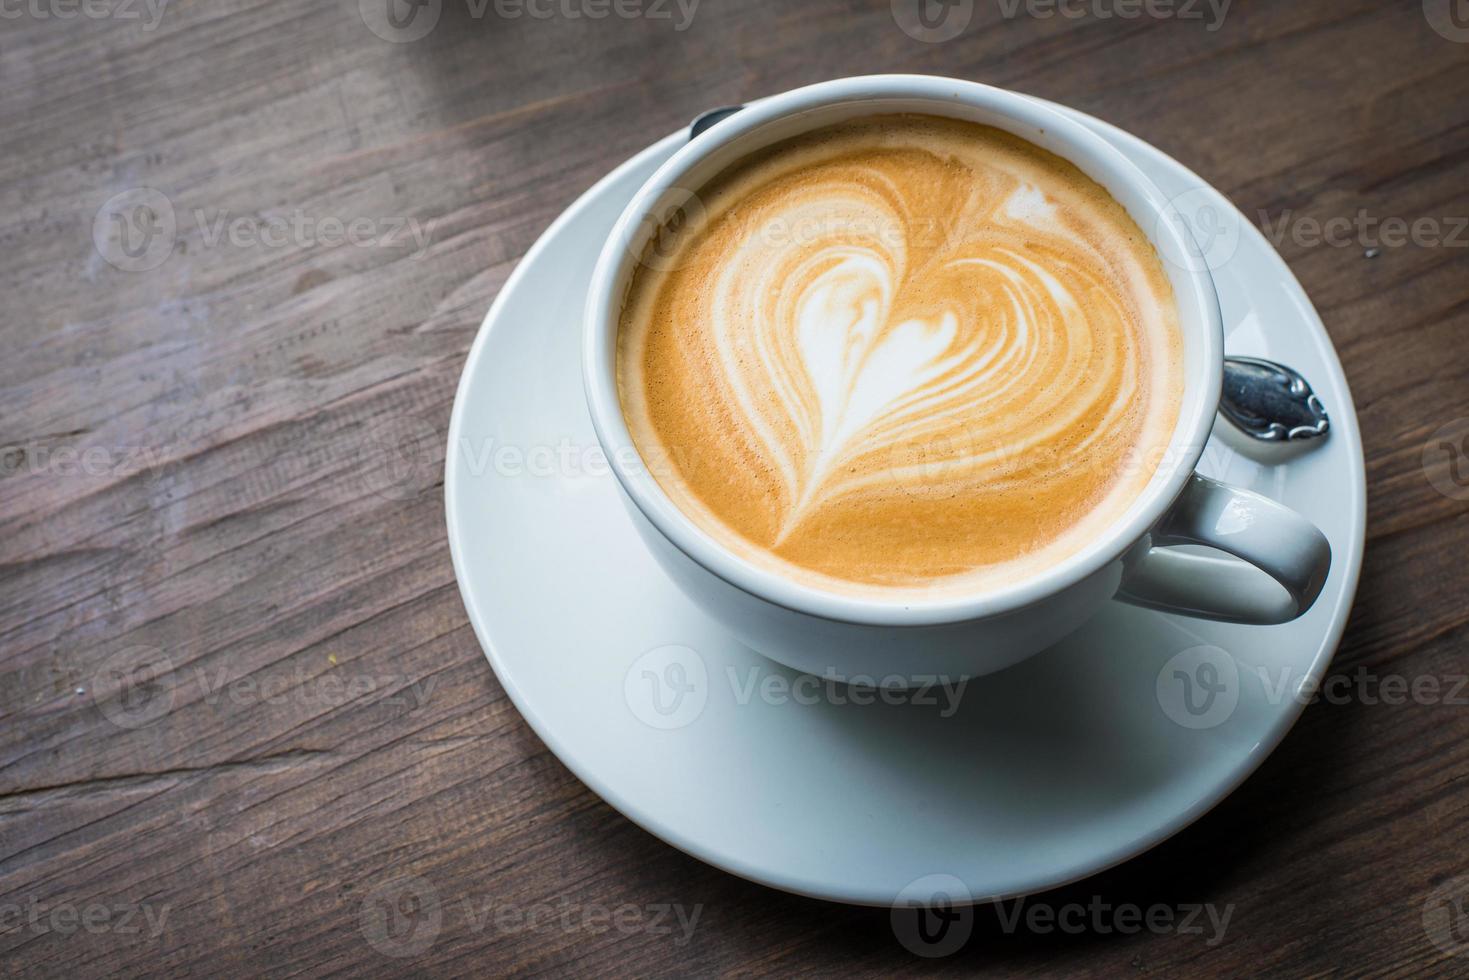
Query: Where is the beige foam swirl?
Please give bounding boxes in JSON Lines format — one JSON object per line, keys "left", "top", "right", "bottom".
{"left": 618, "top": 115, "right": 1183, "bottom": 597}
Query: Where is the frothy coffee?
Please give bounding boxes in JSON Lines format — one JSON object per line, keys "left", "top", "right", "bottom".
{"left": 617, "top": 114, "right": 1183, "bottom": 598}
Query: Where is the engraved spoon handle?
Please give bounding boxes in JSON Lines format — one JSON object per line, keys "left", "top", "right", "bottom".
{"left": 1221, "top": 356, "right": 1330, "bottom": 442}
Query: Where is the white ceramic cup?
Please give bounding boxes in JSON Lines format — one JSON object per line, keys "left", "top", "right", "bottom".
{"left": 584, "top": 75, "right": 1331, "bottom": 681}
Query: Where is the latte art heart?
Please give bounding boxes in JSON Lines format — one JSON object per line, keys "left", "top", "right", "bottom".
{"left": 618, "top": 115, "right": 1183, "bottom": 597}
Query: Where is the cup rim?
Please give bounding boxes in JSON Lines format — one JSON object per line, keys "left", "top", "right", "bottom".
{"left": 583, "top": 74, "right": 1223, "bottom": 627}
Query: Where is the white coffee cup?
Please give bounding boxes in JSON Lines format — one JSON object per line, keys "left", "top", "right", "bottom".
{"left": 583, "top": 75, "right": 1330, "bottom": 681}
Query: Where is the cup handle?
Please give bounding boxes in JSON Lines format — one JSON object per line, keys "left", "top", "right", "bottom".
{"left": 1115, "top": 474, "right": 1331, "bottom": 624}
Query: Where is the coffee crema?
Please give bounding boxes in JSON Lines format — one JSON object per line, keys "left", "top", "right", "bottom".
{"left": 617, "top": 114, "right": 1184, "bottom": 598}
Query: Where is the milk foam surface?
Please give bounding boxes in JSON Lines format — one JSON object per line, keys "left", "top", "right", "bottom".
{"left": 617, "top": 115, "right": 1184, "bottom": 598}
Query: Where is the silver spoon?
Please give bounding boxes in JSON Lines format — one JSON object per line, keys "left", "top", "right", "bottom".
{"left": 1219, "top": 356, "right": 1329, "bottom": 442}
{"left": 688, "top": 109, "right": 1331, "bottom": 444}
{"left": 689, "top": 106, "right": 743, "bottom": 139}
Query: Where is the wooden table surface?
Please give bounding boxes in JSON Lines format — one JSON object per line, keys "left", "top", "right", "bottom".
{"left": 3, "top": 0, "right": 1468, "bottom": 975}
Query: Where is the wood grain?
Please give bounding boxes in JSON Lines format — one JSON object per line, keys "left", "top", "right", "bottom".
{"left": 2, "top": 0, "right": 1467, "bottom": 975}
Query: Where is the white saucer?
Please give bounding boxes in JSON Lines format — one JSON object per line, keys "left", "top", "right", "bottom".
{"left": 444, "top": 103, "right": 1366, "bottom": 906}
